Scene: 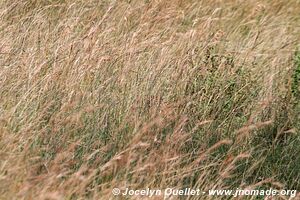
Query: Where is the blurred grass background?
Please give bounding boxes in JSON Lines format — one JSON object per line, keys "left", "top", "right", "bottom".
{"left": 0, "top": 0, "right": 300, "bottom": 199}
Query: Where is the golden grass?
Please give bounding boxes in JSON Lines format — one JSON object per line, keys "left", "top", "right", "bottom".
{"left": 0, "top": 0, "right": 300, "bottom": 199}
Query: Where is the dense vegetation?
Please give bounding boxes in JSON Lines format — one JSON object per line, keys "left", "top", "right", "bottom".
{"left": 0, "top": 0, "right": 300, "bottom": 199}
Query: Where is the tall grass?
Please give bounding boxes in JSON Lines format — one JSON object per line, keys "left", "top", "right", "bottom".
{"left": 0, "top": 0, "right": 300, "bottom": 199}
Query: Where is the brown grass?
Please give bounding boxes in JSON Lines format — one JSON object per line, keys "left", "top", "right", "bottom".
{"left": 0, "top": 0, "right": 300, "bottom": 199}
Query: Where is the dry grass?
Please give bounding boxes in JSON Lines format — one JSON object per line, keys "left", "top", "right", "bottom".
{"left": 0, "top": 0, "right": 300, "bottom": 199}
